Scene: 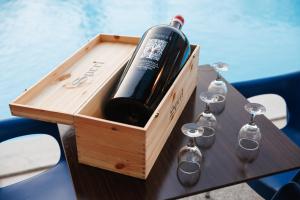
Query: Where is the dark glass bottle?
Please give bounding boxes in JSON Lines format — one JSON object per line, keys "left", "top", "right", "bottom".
{"left": 105, "top": 15, "right": 191, "bottom": 126}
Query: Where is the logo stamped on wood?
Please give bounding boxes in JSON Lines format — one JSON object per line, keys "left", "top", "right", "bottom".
{"left": 169, "top": 88, "right": 184, "bottom": 121}
{"left": 64, "top": 61, "right": 104, "bottom": 88}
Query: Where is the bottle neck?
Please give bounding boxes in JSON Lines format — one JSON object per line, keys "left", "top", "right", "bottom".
{"left": 170, "top": 21, "right": 182, "bottom": 30}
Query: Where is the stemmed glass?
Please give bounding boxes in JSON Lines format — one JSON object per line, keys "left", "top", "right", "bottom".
{"left": 195, "top": 126, "right": 216, "bottom": 149}
{"left": 196, "top": 91, "right": 218, "bottom": 128}
{"left": 209, "top": 93, "right": 226, "bottom": 114}
{"left": 237, "top": 103, "right": 266, "bottom": 174}
{"left": 208, "top": 62, "right": 229, "bottom": 96}
{"left": 177, "top": 123, "right": 204, "bottom": 186}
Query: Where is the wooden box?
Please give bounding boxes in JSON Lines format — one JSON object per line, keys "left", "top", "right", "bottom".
{"left": 10, "top": 34, "right": 200, "bottom": 179}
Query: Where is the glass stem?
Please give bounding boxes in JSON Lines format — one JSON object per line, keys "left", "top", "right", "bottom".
{"left": 187, "top": 138, "right": 196, "bottom": 147}
{"left": 216, "top": 72, "right": 221, "bottom": 80}
{"left": 249, "top": 114, "right": 255, "bottom": 125}
{"left": 195, "top": 103, "right": 210, "bottom": 122}
{"left": 204, "top": 103, "right": 210, "bottom": 114}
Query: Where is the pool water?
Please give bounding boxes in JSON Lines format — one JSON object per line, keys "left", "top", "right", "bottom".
{"left": 1, "top": 0, "right": 300, "bottom": 117}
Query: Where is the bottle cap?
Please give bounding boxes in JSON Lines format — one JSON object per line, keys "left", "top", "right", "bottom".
{"left": 173, "top": 15, "right": 184, "bottom": 26}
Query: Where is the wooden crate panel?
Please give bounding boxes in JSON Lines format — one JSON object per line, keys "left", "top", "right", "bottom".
{"left": 75, "top": 115, "right": 146, "bottom": 178}
{"left": 9, "top": 34, "right": 200, "bottom": 179}
{"left": 78, "top": 150, "right": 145, "bottom": 178}
{"left": 75, "top": 120, "right": 145, "bottom": 154}
{"left": 75, "top": 43, "right": 200, "bottom": 179}
{"left": 10, "top": 34, "right": 137, "bottom": 124}
{"left": 144, "top": 47, "right": 199, "bottom": 176}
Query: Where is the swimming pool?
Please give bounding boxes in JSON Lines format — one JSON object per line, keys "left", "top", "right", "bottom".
{"left": 1, "top": 0, "right": 300, "bottom": 117}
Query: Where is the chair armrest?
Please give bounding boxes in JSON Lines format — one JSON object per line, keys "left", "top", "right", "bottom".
{"left": 0, "top": 117, "right": 60, "bottom": 142}
{"left": 292, "top": 170, "right": 300, "bottom": 184}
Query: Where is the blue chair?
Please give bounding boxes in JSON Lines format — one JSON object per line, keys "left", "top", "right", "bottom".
{"left": 233, "top": 71, "right": 300, "bottom": 199}
{"left": 271, "top": 182, "right": 300, "bottom": 200}
{"left": 292, "top": 170, "right": 300, "bottom": 184}
{"left": 0, "top": 118, "right": 76, "bottom": 200}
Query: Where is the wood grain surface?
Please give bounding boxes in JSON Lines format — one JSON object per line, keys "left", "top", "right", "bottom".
{"left": 60, "top": 66, "right": 300, "bottom": 200}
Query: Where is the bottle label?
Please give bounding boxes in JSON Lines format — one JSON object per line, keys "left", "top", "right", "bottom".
{"left": 140, "top": 39, "right": 167, "bottom": 61}
{"left": 136, "top": 59, "right": 159, "bottom": 71}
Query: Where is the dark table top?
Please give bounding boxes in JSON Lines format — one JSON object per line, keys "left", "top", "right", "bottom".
{"left": 59, "top": 66, "right": 300, "bottom": 200}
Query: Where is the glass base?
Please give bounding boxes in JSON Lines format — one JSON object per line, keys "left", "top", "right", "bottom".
{"left": 181, "top": 123, "right": 204, "bottom": 138}
{"left": 245, "top": 103, "right": 266, "bottom": 115}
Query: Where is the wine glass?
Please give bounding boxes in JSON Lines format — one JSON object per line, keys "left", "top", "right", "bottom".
{"left": 208, "top": 62, "right": 229, "bottom": 96}
{"left": 196, "top": 91, "right": 218, "bottom": 128}
{"left": 177, "top": 123, "right": 204, "bottom": 186}
{"left": 209, "top": 93, "right": 226, "bottom": 114}
{"left": 195, "top": 126, "right": 216, "bottom": 149}
{"left": 237, "top": 103, "right": 266, "bottom": 173}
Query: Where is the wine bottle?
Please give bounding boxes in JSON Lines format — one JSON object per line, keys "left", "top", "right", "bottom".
{"left": 105, "top": 15, "right": 191, "bottom": 126}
